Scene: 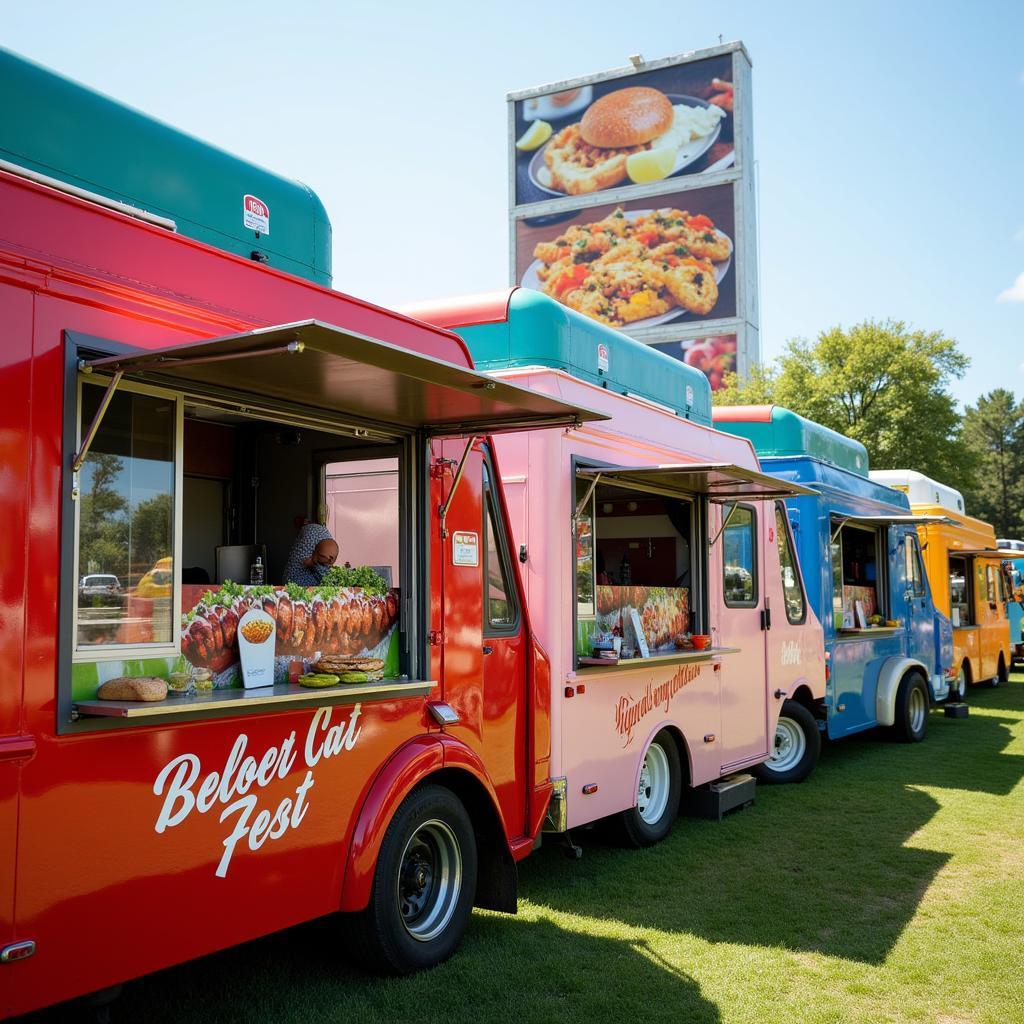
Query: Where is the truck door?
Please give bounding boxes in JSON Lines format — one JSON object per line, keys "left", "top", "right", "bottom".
{"left": 718, "top": 502, "right": 769, "bottom": 769}
{"left": 480, "top": 455, "right": 527, "bottom": 837}
{"left": 977, "top": 560, "right": 1001, "bottom": 680}
{"left": 903, "top": 532, "right": 935, "bottom": 673}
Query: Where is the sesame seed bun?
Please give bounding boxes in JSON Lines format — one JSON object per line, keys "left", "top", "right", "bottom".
{"left": 580, "top": 87, "right": 674, "bottom": 149}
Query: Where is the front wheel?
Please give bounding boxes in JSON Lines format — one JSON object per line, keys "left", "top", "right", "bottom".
{"left": 893, "top": 672, "right": 929, "bottom": 742}
{"left": 754, "top": 700, "right": 821, "bottom": 784}
{"left": 614, "top": 731, "right": 682, "bottom": 847}
{"left": 347, "top": 784, "right": 477, "bottom": 975}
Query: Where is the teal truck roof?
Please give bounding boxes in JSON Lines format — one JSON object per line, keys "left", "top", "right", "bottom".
{"left": 713, "top": 404, "right": 869, "bottom": 476}
{"left": 402, "top": 288, "right": 713, "bottom": 425}
{"left": 0, "top": 48, "right": 331, "bottom": 285}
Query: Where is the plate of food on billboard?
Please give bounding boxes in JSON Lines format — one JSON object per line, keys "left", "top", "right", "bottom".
{"left": 516, "top": 184, "right": 736, "bottom": 329}
{"left": 650, "top": 334, "right": 738, "bottom": 391}
{"left": 513, "top": 55, "right": 734, "bottom": 206}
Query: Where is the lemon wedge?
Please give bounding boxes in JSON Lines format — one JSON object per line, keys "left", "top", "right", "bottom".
{"left": 626, "top": 146, "right": 677, "bottom": 184}
{"left": 516, "top": 119, "right": 552, "bottom": 151}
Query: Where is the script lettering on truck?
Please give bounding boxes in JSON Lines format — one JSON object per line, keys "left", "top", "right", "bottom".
{"left": 152, "top": 704, "right": 362, "bottom": 877}
{"left": 614, "top": 663, "right": 701, "bottom": 747}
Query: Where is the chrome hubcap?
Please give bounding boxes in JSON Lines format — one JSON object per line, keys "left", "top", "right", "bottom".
{"left": 637, "top": 742, "right": 671, "bottom": 825}
{"left": 956, "top": 668, "right": 966, "bottom": 699}
{"left": 768, "top": 715, "right": 807, "bottom": 773}
{"left": 398, "top": 819, "right": 462, "bottom": 942}
{"left": 909, "top": 687, "right": 927, "bottom": 734}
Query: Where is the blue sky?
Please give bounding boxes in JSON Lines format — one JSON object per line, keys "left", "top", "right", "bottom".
{"left": 5, "top": 0, "right": 1021, "bottom": 406}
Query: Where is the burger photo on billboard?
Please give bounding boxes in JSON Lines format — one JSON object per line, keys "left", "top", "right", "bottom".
{"left": 513, "top": 55, "right": 735, "bottom": 203}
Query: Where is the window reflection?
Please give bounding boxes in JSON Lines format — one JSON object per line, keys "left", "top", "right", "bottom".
{"left": 723, "top": 505, "right": 756, "bottom": 606}
{"left": 775, "top": 504, "right": 805, "bottom": 623}
{"left": 77, "top": 384, "right": 175, "bottom": 647}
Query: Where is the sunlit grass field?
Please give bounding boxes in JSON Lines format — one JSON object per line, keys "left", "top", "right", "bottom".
{"left": 32, "top": 676, "right": 1024, "bottom": 1024}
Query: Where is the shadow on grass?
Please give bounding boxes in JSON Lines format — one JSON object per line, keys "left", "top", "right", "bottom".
{"left": 516, "top": 679, "right": 1024, "bottom": 966}
{"left": 962, "top": 675, "right": 1024, "bottom": 714}
{"left": 21, "top": 916, "right": 719, "bottom": 1024}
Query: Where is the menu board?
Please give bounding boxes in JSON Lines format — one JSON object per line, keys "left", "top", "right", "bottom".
{"left": 508, "top": 43, "right": 759, "bottom": 381}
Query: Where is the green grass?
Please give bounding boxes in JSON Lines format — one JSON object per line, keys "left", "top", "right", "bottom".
{"left": 37, "top": 677, "right": 1024, "bottom": 1023}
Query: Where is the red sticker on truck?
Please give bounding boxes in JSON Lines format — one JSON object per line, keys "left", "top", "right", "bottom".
{"left": 243, "top": 194, "right": 270, "bottom": 235}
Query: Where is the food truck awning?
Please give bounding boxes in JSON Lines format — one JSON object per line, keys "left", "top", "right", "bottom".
{"left": 953, "top": 548, "right": 1024, "bottom": 559}
{"left": 575, "top": 463, "right": 817, "bottom": 504}
{"left": 828, "top": 513, "right": 959, "bottom": 544}
{"left": 833, "top": 514, "right": 957, "bottom": 527}
{"left": 77, "top": 320, "right": 608, "bottom": 438}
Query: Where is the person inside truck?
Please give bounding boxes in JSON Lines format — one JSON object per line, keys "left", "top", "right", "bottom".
{"left": 284, "top": 523, "right": 339, "bottom": 586}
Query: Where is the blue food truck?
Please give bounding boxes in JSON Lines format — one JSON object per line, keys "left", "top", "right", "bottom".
{"left": 714, "top": 406, "right": 955, "bottom": 777}
{"left": 996, "top": 538, "right": 1024, "bottom": 666}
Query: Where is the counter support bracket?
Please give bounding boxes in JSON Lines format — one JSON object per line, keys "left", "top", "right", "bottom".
{"left": 573, "top": 473, "right": 601, "bottom": 524}
{"left": 71, "top": 370, "right": 123, "bottom": 475}
{"left": 438, "top": 434, "right": 478, "bottom": 539}
{"left": 709, "top": 500, "right": 741, "bottom": 547}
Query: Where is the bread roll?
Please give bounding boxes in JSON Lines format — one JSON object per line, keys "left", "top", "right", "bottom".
{"left": 580, "top": 87, "right": 673, "bottom": 148}
{"left": 97, "top": 676, "right": 169, "bottom": 702}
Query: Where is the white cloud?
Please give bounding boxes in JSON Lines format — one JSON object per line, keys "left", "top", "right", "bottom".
{"left": 997, "top": 272, "right": 1024, "bottom": 302}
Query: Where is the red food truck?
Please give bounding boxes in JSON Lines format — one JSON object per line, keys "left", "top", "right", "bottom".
{"left": 0, "top": 168, "right": 608, "bottom": 1018}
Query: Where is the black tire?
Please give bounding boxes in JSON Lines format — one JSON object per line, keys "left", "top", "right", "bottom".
{"left": 893, "top": 671, "right": 929, "bottom": 743}
{"left": 347, "top": 784, "right": 477, "bottom": 975}
{"left": 989, "top": 655, "right": 1008, "bottom": 687}
{"left": 614, "top": 730, "right": 682, "bottom": 847}
{"left": 753, "top": 700, "right": 821, "bottom": 784}
{"left": 952, "top": 663, "right": 969, "bottom": 702}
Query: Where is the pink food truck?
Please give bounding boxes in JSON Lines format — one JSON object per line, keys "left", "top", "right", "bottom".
{"left": 406, "top": 290, "right": 828, "bottom": 843}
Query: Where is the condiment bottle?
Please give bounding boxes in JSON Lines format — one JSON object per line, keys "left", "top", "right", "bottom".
{"left": 250, "top": 555, "right": 264, "bottom": 585}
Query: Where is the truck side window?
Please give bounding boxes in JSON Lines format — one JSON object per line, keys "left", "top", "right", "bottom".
{"left": 949, "top": 555, "right": 972, "bottom": 627}
{"left": 986, "top": 565, "right": 997, "bottom": 604}
{"left": 723, "top": 504, "right": 757, "bottom": 607}
{"left": 904, "top": 535, "right": 926, "bottom": 597}
{"left": 775, "top": 502, "right": 805, "bottom": 624}
{"left": 831, "top": 520, "right": 885, "bottom": 628}
{"left": 482, "top": 462, "right": 518, "bottom": 633}
{"left": 76, "top": 380, "right": 179, "bottom": 652}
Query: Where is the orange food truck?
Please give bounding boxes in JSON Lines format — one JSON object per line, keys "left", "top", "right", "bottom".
{"left": 0, "top": 162, "right": 618, "bottom": 1017}
{"left": 871, "top": 470, "right": 1012, "bottom": 696}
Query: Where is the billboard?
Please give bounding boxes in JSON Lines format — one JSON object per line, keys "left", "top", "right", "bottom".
{"left": 514, "top": 183, "right": 737, "bottom": 330}
{"left": 512, "top": 53, "right": 734, "bottom": 207}
{"left": 509, "top": 43, "right": 759, "bottom": 382}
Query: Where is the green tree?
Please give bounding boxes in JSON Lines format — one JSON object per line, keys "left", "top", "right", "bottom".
{"left": 130, "top": 492, "right": 173, "bottom": 573}
{"left": 79, "top": 452, "right": 128, "bottom": 578}
{"left": 961, "top": 390, "right": 1024, "bottom": 538}
{"left": 715, "top": 320, "right": 974, "bottom": 485}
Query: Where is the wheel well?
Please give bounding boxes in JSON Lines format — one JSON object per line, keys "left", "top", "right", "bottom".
{"left": 961, "top": 658, "right": 973, "bottom": 686}
{"left": 658, "top": 726, "right": 692, "bottom": 789}
{"left": 416, "top": 768, "right": 517, "bottom": 915}
{"left": 998, "top": 652, "right": 1008, "bottom": 681}
{"left": 790, "top": 684, "right": 824, "bottom": 719}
